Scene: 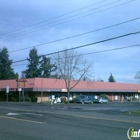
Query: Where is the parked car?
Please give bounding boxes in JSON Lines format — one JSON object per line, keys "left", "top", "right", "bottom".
{"left": 84, "top": 96, "right": 96, "bottom": 104}
{"left": 74, "top": 95, "right": 88, "bottom": 104}
{"left": 93, "top": 97, "right": 108, "bottom": 103}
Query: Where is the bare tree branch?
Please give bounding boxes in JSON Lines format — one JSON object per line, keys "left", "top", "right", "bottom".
{"left": 53, "top": 49, "right": 93, "bottom": 103}
{"left": 135, "top": 71, "right": 140, "bottom": 80}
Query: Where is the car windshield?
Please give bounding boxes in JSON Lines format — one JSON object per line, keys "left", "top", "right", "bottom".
{"left": 76, "top": 95, "right": 86, "bottom": 98}
{"left": 88, "top": 96, "right": 95, "bottom": 99}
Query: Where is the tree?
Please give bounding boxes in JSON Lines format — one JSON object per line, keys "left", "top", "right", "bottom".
{"left": 15, "top": 73, "right": 19, "bottom": 79}
{"left": 135, "top": 71, "right": 140, "bottom": 80}
{"left": 24, "top": 48, "right": 57, "bottom": 78}
{"left": 24, "top": 48, "right": 41, "bottom": 78}
{"left": 96, "top": 77, "right": 104, "bottom": 82}
{"left": 108, "top": 73, "right": 116, "bottom": 82}
{"left": 53, "top": 49, "right": 93, "bottom": 103}
{"left": 40, "top": 56, "right": 57, "bottom": 78}
{"left": 0, "top": 47, "right": 16, "bottom": 79}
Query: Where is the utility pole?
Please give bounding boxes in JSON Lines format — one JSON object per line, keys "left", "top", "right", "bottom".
{"left": 41, "top": 78, "right": 43, "bottom": 102}
{"left": 16, "top": 78, "right": 22, "bottom": 102}
{"left": 6, "top": 86, "right": 9, "bottom": 102}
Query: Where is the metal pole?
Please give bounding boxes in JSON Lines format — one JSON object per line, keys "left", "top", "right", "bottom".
{"left": 41, "top": 78, "right": 43, "bottom": 102}
{"left": 50, "top": 95, "right": 54, "bottom": 105}
{"left": 6, "top": 86, "right": 9, "bottom": 102}
{"left": 6, "top": 92, "right": 8, "bottom": 102}
{"left": 19, "top": 91, "right": 20, "bottom": 102}
{"left": 17, "top": 80, "right": 20, "bottom": 102}
{"left": 22, "top": 88, "right": 25, "bottom": 102}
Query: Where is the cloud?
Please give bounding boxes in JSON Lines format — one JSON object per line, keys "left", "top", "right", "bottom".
{"left": 0, "top": 0, "right": 140, "bottom": 83}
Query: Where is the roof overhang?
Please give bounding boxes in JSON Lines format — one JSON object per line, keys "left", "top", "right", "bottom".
{"left": 70, "top": 89, "right": 138, "bottom": 93}
{"left": 0, "top": 88, "right": 138, "bottom": 93}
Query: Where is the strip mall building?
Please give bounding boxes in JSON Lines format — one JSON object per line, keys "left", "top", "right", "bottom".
{"left": 0, "top": 78, "right": 140, "bottom": 102}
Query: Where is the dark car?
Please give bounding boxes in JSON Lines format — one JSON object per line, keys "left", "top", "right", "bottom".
{"left": 84, "top": 96, "right": 96, "bottom": 104}
{"left": 74, "top": 95, "right": 88, "bottom": 104}
{"left": 93, "top": 97, "right": 108, "bottom": 103}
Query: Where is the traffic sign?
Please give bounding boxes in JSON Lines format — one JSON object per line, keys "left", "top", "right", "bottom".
{"left": 6, "top": 86, "right": 9, "bottom": 93}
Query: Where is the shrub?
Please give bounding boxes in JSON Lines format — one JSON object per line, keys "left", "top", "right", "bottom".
{"left": 61, "top": 97, "right": 67, "bottom": 103}
{"left": 31, "top": 97, "right": 38, "bottom": 102}
{"left": 19, "top": 96, "right": 31, "bottom": 102}
{"left": 100, "top": 94, "right": 109, "bottom": 100}
{"left": 25, "top": 96, "right": 31, "bottom": 102}
{"left": 19, "top": 97, "right": 24, "bottom": 102}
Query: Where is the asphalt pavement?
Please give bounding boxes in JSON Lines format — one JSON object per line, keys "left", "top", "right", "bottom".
{"left": 0, "top": 102, "right": 140, "bottom": 140}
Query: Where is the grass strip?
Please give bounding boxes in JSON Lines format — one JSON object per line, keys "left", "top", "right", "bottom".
{"left": 126, "top": 109, "right": 140, "bottom": 115}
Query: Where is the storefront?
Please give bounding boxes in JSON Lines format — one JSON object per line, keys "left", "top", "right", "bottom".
{"left": 0, "top": 78, "right": 140, "bottom": 102}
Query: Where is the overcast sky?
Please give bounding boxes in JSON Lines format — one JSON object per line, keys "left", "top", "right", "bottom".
{"left": 0, "top": 0, "right": 140, "bottom": 83}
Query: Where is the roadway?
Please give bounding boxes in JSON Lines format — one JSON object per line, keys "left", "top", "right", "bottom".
{"left": 0, "top": 102, "right": 140, "bottom": 140}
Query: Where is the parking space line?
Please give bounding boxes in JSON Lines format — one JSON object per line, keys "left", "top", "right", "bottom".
{"left": 0, "top": 115, "right": 46, "bottom": 124}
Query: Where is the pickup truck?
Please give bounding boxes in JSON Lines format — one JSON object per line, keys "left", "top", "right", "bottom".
{"left": 74, "top": 95, "right": 96, "bottom": 104}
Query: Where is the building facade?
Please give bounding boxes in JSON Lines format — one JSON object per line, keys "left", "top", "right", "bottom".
{"left": 0, "top": 78, "right": 140, "bottom": 102}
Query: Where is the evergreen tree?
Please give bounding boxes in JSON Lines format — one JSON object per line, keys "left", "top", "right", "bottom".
{"left": 40, "top": 56, "right": 57, "bottom": 78}
{"left": 15, "top": 73, "right": 19, "bottom": 79}
{"left": 0, "top": 47, "right": 16, "bottom": 79}
{"left": 108, "top": 73, "right": 116, "bottom": 82}
{"left": 24, "top": 48, "right": 41, "bottom": 78}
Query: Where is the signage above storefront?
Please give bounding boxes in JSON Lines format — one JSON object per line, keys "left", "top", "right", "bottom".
{"left": 61, "top": 89, "right": 67, "bottom": 92}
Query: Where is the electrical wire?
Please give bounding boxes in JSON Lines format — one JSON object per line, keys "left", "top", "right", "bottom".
{"left": 9, "top": 16, "right": 140, "bottom": 53}
{"left": 11, "top": 30, "right": 140, "bottom": 64}
{"left": 12, "top": 44, "right": 140, "bottom": 67}
{"left": 0, "top": 0, "right": 134, "bottom": 40}
{"left": 0, "top": 0, "right": 106, "bottom": 38}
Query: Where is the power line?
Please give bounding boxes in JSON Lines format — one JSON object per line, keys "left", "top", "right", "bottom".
{"left": 12, "top": 44, "right": 140, "bottom": 67}
{"left": 1, "top": 0, "right": 134, "bottom": 40}
{"left": 43, "top": 30, "right": 140, "bottom": 56}
{"left": 12, "top": 30, "right": 140, "bottom": 64}
{"left": 20, "top": 0, "right": 120, "bottom": 30}
{"left": 0, "top": 0, "right": 105, "bottom": 38}
{"left": 9, "top": 16, "right": 140, "bottom": 53}
{"left": 83, "top": 44, "right": 140, "bottom": 55}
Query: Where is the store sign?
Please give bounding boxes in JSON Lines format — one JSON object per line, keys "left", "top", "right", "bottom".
{"left": 6, "top": 86, "right": 9, "bottom": 93}
{"left": 61, "top": 89, "right": 67, "bottom": 92}
{"left": 19, "top": 82, "right": 25, "bottom": 88}
{"left": 18, "top": 88, "right": 22, "bottom": 91}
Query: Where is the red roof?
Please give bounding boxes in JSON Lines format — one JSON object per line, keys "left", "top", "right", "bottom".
{"left": 0, "top": 78, "right": 140, "bottom": 92}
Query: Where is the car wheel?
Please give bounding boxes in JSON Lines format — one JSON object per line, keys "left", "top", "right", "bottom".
{"left": 91, "top": 101, "right": 93, "bottom": 104}
{"left": 82, "top": 101, "right": 84, "bottom": 104}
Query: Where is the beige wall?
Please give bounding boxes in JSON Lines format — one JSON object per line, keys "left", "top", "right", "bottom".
{"left": 37, "top": 97, "right": 50, "bottom": 102}
{"left": 34, "top": 92, "right": 50, "bottom": 102}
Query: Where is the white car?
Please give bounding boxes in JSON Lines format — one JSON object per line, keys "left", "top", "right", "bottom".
{"left": 93, "top": 97, "right": 108, "bottom": 103}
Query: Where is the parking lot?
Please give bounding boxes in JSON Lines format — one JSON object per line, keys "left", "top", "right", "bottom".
{"left": 0, "top": 101, "right": 140, "bottom": 119}
{"left": 0, "top": 101, "right": 140, "bottom": 140}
